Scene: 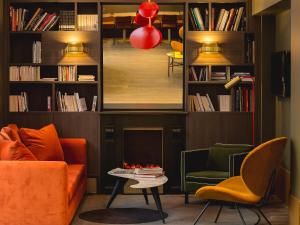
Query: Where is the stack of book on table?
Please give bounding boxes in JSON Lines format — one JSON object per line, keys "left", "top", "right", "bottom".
{"left": 134, "top": 167, "right": 164, "bottom": 178}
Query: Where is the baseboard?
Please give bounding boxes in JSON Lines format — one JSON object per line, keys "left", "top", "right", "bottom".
{"left": 289, "top": 195, "right": 300, "bottom": 225}
{"left": 275, "top": 166, "right": 290, "bottom": 204}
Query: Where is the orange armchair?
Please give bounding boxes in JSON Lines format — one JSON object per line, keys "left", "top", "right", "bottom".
{"left": 0, "top": 138, "right": 87, "bottom": 225}
{"left": 192, "top": 137, "right": 287, "bottom": 225}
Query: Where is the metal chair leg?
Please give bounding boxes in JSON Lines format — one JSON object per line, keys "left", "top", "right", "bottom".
{"left": 193, "top": 201, "right": 210, "bottom": 225}
{"left": 255, "top": 206, "right": 272, "bottom": 225}
{"left": 184, "top": 192, "right": 189, "bottom": 204}
{"left": 235, "top": 204, "right": 247, "bottom": 225}
{"left": 214, "top": 204, "right": 223, "bottom": 223}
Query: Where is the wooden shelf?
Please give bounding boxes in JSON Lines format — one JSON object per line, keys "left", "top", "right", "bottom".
{"left": 9, "top": 81, "right": 98, "bottom": 84}
{"left": 188, "top": 81, "right": 227, "bottom": 84}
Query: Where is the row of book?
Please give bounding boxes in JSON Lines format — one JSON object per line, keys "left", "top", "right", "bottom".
{"left": 9, "top": 92, "right": 28, "bottom": 112}
{"left": 56, "top": 91, "right": 97, "bottom": 112}
{"left": 213, "top": 7, "right": 245, "bottom": 31}
{"left": 9, "top": 66, "right": 40, "bottom": 81}
{"left": 58, "top": 66, "right": 76, "bottom": 81}
{"left": 78, "top": 15, "right": 98, "bottom": 31}
{"left": 33, "top": 41, "right": 42, "bottom": 63}
{"left": 189, "top": 7, "right": 208, "bottom": 31}
{"left": 189, "top": 66, "right": 208, "bottom": 81}
{"left": 9, "top": 7, "right": 59, "bottom": 31}
{"left": 188, "top": 93, "right": 215, "bottom": 112}
{"left": 59, "top": 10, "right": 75, "bottom": 31}
{"left": 233, "top": 87, "right": 254, "bottom": 112}
{"left": 211, "top": 72, "right": 227, "bottom": 81}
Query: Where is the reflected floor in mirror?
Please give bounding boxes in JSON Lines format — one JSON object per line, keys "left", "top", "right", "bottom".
{"left": 103, "top": 39, "right": 184, "bottom": 109}
{"left": 72, "top": 195, "right": 288, "bottom": 225}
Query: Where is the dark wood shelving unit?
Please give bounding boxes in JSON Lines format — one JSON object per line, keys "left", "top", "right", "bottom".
{"left": 3, "top": 0, "right": 260, "bottom": 194}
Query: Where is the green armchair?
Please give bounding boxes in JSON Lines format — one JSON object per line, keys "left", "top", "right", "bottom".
{"left": 181, "top": 143, "right": 254, "bottom": 204}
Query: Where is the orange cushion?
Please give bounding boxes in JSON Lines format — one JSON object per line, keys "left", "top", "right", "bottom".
{"left": 0, "top": 140, "right": 37, "bottom": 161}
{"left": 67, "top": 164, "right": 85, "bottom": 202}
{"left": 1, "top": 125, "right": 22, "bottom": 142}
{"left": 0, "top": 128, "right": 11, "bottom": 141}
{"left": 19, "top": 124, "right": 64, "bottom": 161}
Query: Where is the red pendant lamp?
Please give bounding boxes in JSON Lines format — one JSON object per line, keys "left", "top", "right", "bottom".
{"left": 130, "top": 0, "right": 162, "bottom": 49}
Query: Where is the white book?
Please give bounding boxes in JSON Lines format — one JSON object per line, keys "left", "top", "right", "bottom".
{"left": 201, "top": 96, "right": 212, "bottom": 112}
{"left": 74, "top": 93, "right": 82, "bottom": 112}
{"left": 80, "top": 98, "right": 87, "bottom": 111}
{"left": 196, "top": 93, "right": 205, "bottom": 112}
{"left": 191, "top": 67, "right": 198, "bottom": 81}
{"left": 216, "top": 9, "right": 225, "bottom": 31}
{"left": 219, "top": 10, "right": 229, "bottom": 31}
{"left": 91, "top": 96, "right": 97, "bottom": 112}
{"left": 206, "top": 94, "right": 215, "bottom": 111}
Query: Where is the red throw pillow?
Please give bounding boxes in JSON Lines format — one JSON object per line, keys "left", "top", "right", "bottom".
{"left": 0, "top": 140, "right": 37, "bottom": 161}
{"left": 19, "top": 124, "right": 64, "bottom": 161}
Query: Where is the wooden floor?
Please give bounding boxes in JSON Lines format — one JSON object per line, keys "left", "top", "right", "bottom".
{"left": 72, "top": 195, "right": 288, "bottom": 225}
{"left": 103, "top": 39, "right": 183, "bottom": 109}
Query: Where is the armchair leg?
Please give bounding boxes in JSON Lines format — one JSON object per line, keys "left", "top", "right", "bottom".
{"left": 255, "top": 206, "right": 272, "bottom": 225}
{"left": 185, "top": 192, "right": 189, "bottom": 204}
{"left": 235, "top": 204, "right": 247, "bottom": 225}
{"left": 193, "top": 201, "right": 210, "bottom": 225}
{"left": 214, "top": 204, "right": 223, "bottom": 223}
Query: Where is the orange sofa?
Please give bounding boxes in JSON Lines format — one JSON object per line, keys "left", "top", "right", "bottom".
{"left": 0, "top": 138, "right": 87, "bottom": 225}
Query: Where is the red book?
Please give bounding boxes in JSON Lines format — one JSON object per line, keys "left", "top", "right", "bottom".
{"left": 225, "top": 8, "right": 235, "bottom": 31}
{"left": 38, "top": 13, "right": 54, "bottom": 31}
{"left": 245, "top": 88, "right": 249, "bottom": 112}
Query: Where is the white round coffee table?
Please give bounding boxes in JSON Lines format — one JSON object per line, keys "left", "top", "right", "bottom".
{"left": 107, "top": 169, "right": 168, "bottom": 223}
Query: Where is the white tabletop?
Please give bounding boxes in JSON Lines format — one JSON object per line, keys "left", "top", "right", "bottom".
{"left": 108, "top": 169, "right": 168, "bottom": 189}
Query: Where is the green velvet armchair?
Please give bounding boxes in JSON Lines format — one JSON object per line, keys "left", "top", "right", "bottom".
{"left": 181, "top": 143, "right": 254, "bottom": 204}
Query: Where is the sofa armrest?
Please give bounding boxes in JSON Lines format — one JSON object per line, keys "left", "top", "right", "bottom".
{"left": 229, "top": 152, "right": 249, "bottom": 177}
{"left": 181, "top": 149, "right": 209, "bottom": 190}
{"left": 60, "top": 138, "right": 87, "bottom": 165}
{"left": 0, "top": 161, "right": 68, "bottom": 225}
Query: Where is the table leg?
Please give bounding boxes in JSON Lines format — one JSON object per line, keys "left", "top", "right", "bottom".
{"left": 123, "top": 29, "right": 126, "bottom": 41}
{"left": 167, "top": 56, "right": 170, "bottom": 77}
{"left": 168, "top": 28, "right": 171, "bottom": 43}
{"left": 106, "top": 178, "right": 127, "bottom": 209}
{"left": 142, "top": 189, "right": 149, "bottom": 205}
{"left": 151, "top": 187, "right": 165, "bottom": 223}
{"left": 171, "top": 58, "right": 174, "bottom": 72}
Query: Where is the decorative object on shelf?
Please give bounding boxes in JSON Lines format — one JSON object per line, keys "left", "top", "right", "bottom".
{"left": 130, "top": 0, "right": 162, "bottom": 49}
{"left": 199, "top": 42, "right": 222, "bottom": 53}
{"left": 65, "top": 42, "right": 86, "bottom": 55}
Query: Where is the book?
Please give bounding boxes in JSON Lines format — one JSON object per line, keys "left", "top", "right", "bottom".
{"left": 218, "top": 95, "right": 231, "bottom": 112}
{"left": 225, "top": 8, "right": 235, "bottom": 31}
{"left": 59, "top": 10, "right": 75, "bottom": 31}
{"left": 9, "top": 92, "right": 28, "bottom": 112}
{"left": 91, "top": 96, "right": 97, "bottom": 112}
{"left": 233, "top": 7, "right": 244, "bottom": 31}
{"left": 9, "top": 66, "right": 40, "bottom": 81}
{"left": 24, "top": 8, "right": 42, "bottom": 31}
{"left": 216, "top": 9, "right": 225, "bottom": 31}
{"left": 193, "top": 8, "right": 205, "bottom": 31}
{"left": 206, "top": 94, "right": 215, "bottom": 111}
{"left": 77, "top": 14, "right": 98, "bottom": 31}
{"left": 211, "top": 8, "right": 215, "bottom": 31}
{"left": 32, "top": 41, "right": 41, "bottom": 63}
{"left": 47, "top": 96, "right": 51, "bottom": 112}
{"left": 219, "top": 10, "right": 229, "bottom": 31}
{"left": 58, "top": 66, "right": 76, "bottom": 81}
{"left": 196, "top": 93, "right": 205, "bottom": 112}
{"left": 188, "top": 9, "right": 197, "bottom": 30}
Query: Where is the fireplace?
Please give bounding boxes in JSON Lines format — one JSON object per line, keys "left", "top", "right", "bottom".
{"left": 123, "top": 128, "right": 164, "bottom": 193}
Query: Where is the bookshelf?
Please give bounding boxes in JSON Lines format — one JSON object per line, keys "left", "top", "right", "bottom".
{"left": 185, "top": 0, "right": 257, "bottom": 148}
{"left": 3, "top": 0, "right": 260, "bottom": 193}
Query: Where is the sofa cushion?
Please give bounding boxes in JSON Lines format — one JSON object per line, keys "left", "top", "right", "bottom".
{"left": 0, "top": 140, "right": 37, "bottom": 161}
{"left": 67, "top": 164, "right": 85, "bottom": 202}
{"left": 186, "top": 170, "right": 229, "bottom": 185}
{"left": 19, "top": 124, "right": 64, "bottom": 161}
{"left": 1, "top": 125, "right": 22, "bottom": 142}
{"left": 0, "top": 129, "right": 11, "bottom": 141}
{"left": 207, "top": 144, "right": 253, "bottom": 171}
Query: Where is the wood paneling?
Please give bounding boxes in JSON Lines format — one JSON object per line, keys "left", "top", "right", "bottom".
{"left": 7, "top": 112, "right": 53, "bottom": 128}
{"left": 53, "top": 112, "right": 100, "bottom": 177}
{"left": 187, "top": 112, "right": 252, "bottom": 149}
